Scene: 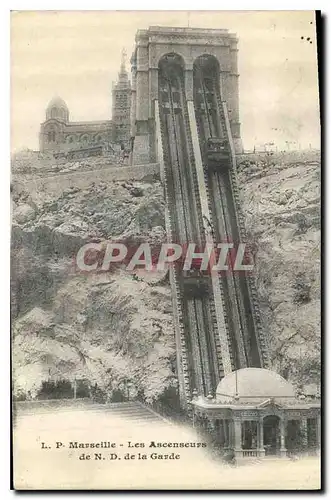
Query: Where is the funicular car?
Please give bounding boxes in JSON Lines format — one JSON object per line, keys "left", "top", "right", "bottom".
{"left": 205, "top": 137, "right": 231, "bottom": 169}
{"left": 182, "top": 269, "right": 209, "bottom": 297}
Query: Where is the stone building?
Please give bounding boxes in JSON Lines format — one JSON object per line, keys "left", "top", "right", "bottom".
{"left": 112, "top": 49, "right": 132, "bottom": 147}
{"left": 192, "top": 368, "right": 321, "bottom": 461}
{"left": 130, "top": 26, "right": 243, "bottom": 165}
{"left": 39, "top": 52, "right": 131, "bottom": 153}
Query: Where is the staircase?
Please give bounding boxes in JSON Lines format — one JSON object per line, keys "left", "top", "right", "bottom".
{"left": 14, "top": 399, "right": 170, "bottom": 428}
{"left": 100, "top": 402, "right": 170, "bottom": 426}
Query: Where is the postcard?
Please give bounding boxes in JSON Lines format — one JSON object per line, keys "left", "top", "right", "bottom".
{"left": 11, "top": 10, "right": 321, "bottom": 490}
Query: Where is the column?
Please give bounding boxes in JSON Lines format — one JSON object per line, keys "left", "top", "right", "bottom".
{"left": 148, "top": 66, "right": 158, "bottom": 161}
{"left": 218, "top": 420, "right": 224, "bottom": 447}
{"left": 233, "top": 418, "right": 243, "bottom": 459}
{"left": 192, "top": 410, "right": 196, "bottom": 429}
{"left": 258, "top": 417, "right": 265, "bottom": 458}
{"left": 195, "top": 415, "right": 203, "bottom": 440}
{"left": 229, "top": 44, "right": 240, "bottom": 129}
{"left": 207, "top": 418, "right": 218, "bottom": 444}
{"left": 228, "top": 420, "right": 233, "bottom": 449}
{"left": 149, "top": 68, "right": 158, "bottom": 115}
{"left": 300, "top": 418, "right": 308, "bottom": 456}
{"left": 223, "top": 420, "right": 228, "bottom": 448}
{"left": 136, "top": 70, "right": 149, "bottom": 122}
{"left": 133, "top": 56, "right": 150, "bottom": 164}
{"left": 316, "top": 415, "right": 321, "bottom": 455}
{"left": 251, "top": 421, "right": 258, "bottom": 450}
{"left": 279, "top": 418, "right": 287, "bottom": 458}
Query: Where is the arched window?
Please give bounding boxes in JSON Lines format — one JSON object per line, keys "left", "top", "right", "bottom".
{"left": 50, "top": 107, "right": 58, "bottom": 119}
{"left": 47, "top": 130, "right": 56, "bottom": 142}
{"left": 80, "top": 135, "right": 89, "bottom": 143}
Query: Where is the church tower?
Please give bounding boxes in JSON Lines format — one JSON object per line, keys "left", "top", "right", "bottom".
{"left": 112, "top": 49, "right": 132, "bottom": 147}
{"left": 39, "top": 96, "right": 69, "bottom": 152}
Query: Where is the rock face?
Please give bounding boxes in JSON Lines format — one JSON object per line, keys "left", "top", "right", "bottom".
{"left": 11, "top": 178, "right": 174, "bottom": 402}
{"left": 237, "top": 153, "right": 320, "bottom": 385}
{"left": 13, "top": 275, "right": 176, "bottom": 402}
{"left": 11, "top": 151, "right": 320, "bottom": 402}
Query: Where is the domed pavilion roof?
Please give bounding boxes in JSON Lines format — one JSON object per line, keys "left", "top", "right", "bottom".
{"left": 216, "top": 368, "right": 296, "bottom": 403}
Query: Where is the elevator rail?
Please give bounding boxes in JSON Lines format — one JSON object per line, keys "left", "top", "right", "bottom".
{"left": 157, "top": 60, "right": 225, "bottom": 407}
{"left": 193, "top": 61, "right": 270, "bottom": 369}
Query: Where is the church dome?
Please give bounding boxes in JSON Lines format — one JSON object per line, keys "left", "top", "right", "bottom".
{"left": 216, "top": 368, "right": 296, "bottom": 403}
{"left": 46, "top": 96, "right": 69, "bottom": 122}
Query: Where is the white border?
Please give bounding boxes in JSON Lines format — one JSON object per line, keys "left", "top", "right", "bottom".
{"left": 5, "top": 2, "right": 330, "bottom": 11}
{"left": 2, "top": 2, "right": 328, "bottom": 498}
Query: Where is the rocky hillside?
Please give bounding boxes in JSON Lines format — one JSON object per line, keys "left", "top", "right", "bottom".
{"left": 11, "top": 150, "right": 321, "bottom": 401}
{"left": 237, "top": 151, "right": 320, "bottom": 385}
{"left": 11, "top": 177, "right": 176, "bottom": 402}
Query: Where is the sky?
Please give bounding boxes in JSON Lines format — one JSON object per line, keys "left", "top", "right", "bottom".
{"left": 11, "top": 10, "right": 320, "bottom": 152}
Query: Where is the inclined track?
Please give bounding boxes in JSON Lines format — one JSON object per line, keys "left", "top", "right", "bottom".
{"left": 193, "top": 62, "right": 269, "bottom": 369}
{"left": 158, "top": 62, "right": 223, "bottom": 403}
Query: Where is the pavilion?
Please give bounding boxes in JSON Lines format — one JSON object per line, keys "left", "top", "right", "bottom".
{"left": 191, "top": 368, "right": 321, "bottom": 460}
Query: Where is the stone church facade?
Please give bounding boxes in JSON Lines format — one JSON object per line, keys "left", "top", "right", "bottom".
{"left": 39, "top": 28, "right": 244, "bottom": 163}
{"left": 39, "top": 53, "right": 131, "bottom": 153}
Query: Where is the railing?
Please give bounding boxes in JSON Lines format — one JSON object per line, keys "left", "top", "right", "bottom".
{"left": 242, "top": 449, "right": 259, "bottom": 458}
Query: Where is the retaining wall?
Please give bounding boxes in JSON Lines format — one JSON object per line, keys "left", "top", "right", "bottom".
{"left": 12, "top": 163, "right": 160, "bottom": 202}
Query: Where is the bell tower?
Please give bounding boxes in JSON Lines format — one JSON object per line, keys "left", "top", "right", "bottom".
{"left": 112, "top": 48, "right": 132, "bottom": 147}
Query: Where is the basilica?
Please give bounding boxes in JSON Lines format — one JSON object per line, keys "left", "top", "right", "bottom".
{"left": 39, "top": 51, "right": 131, "bottom": 154}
